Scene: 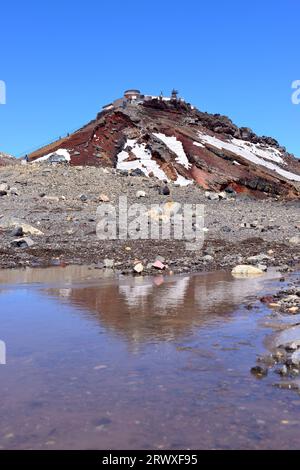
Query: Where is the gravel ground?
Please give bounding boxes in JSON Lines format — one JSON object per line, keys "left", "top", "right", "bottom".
{"left": 0, "top": 163, "right": 299, "bottom": 273}
{"left": 250, "top": 273, "right": 300, "bottom": 390}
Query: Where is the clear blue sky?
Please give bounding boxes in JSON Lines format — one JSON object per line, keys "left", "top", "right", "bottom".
{"left": 0, "top": 0, "right": 299, "bottom": 157}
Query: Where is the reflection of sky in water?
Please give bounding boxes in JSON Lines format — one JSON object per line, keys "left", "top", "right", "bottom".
{"left": 117, "top": 273, "right": 273, "bottom": 314}
{"left": 119, "top": 277, "right": 190, "bottom": 311}
{"left": 0, "top": 267, "right": 283, "bottom": 345}
{"left": 44, "top": 271, "right": 277, "bottom": 343}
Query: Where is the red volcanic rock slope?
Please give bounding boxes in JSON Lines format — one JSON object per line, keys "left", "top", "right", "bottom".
{"left": 28, "top": 91, "right": 300, "bottom": 198}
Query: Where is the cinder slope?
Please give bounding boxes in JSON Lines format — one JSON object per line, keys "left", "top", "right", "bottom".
{"left": 28, "top": 95, "right": 300, "bottom": 198}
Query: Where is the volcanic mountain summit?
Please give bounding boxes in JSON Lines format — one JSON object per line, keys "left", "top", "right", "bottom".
{"left": 28, "top": 89, "right": 300, "bottom": 198}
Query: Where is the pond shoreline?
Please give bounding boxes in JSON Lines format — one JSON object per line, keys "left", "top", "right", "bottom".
{"left": 0, "top": 266, "right": 299, "bottom": 449}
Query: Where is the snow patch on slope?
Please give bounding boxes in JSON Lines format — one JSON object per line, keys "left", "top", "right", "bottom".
{"left": 153, "top": 133, "right": 191, "bottom": 169}
{"left": 34, "top": 148, "right": 71, "bottom": 163}
{"left": 193, "top": 141, "right": 205, "bottom": 148}
{"left": 117, "top": 139, "right": 168, "bottom": 181}
{"left": 174, "top": 174, "right": 192, "bottom": 186}
{"left": 232, "top": 139, "right": 284, "bottom": 164}
{"left": 197, "top": 133, "right": 300, "bottom": 182}
{"left": 117, "top": 139, "right": 192, "bottom": 186}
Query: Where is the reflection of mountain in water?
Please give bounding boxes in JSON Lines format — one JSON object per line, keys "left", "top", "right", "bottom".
{"left": 40, "top": 270, "right": 278, "bottom": 343}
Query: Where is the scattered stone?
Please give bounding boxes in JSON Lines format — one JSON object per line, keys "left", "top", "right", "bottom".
{"left": 260, "top": 295, "right": 275, "bottom": 304}
{"left": 290, "top": 350, "right": 300, "bottom": 366}
{"left": 202, "top": 255, "right": 214, "bottom": 262}
{"left": 205, "top": 191, "right": 219, "bottom": 201}
{"left": 285, "top": 342, "right": 299, "bottom": 352}
{"left": 278, "top": 365, "right": 288, "bottom": 376}
{"left": 43, "top": 196, "right": 60, "bottom": 202}
{"left": 240, "top": 222, "right": 252, "bottom": 229}
{"left": 133, "top": 262, "right": 144, "bottom": 273}
{"left": 289, "top": 236, "right": 300, "bottom": 245}
{"left": 250, "top": 366, "right": 268, "bottom": 378}
{"left": 136, "top": 190, "right": 146, "bottom": 198}
{"left": 20, "top": 223, "right": 43, "bottom": 236}
{"left": 257, "top": 264, "right": 268, "bottom": 272}
{"left": 11, "top": 227, "right": 24, "bottom": 237}
{"left": 218, "top": 191, "right": 228, "bottom": 200}
{"left": 273, "top": 350, "right": 287, "bottom": 361}
{"left": 99, "top": 194, "right": 110, "bottom": 202}
{"left": 152, "top": 260, "right": 166, "bottom": 270}
{"left": 79, "top": 194, "right": 88, "bottom": 202}
{"left": 160, "top": 185, "right": 170, "bottom": 196}
{"left": 0, "top": 219, "right": 44, "bottom": 236}
{"left": 117, "top": 169, "right": 128, "bottom": 177}
{"left": 222, "top": 254, "right": 243, "bottom": 264}
{"left": 130, "top": 168, "right": 144, "bottom": 177}
{"left": 0, "top": 183, "right": 9, "bottom": 192}
{"left": 281, "top": 295, "right": 299, "bottom": 303}
{"left": 257, "top": 353, "right": 277, "bottom": 367}
{"left": 104, "top": 258, "right": 114, "bottom": 268}
{"left": 224, "top": 186, "right": 236, "bottom": 196}
{"left": 232, "top": 265, "right": 264, "bottom": 276}
{"left": 155, "top": 255, "right": 166, "bottom": 263}
{"left": 247, "top": 253, "right": 271, "bottom": 264}
{"left": 9, "top": 187, "right": 19, "bottom": 196}
{"left": 11, "top": 237, "right": 35, "bottom": 248}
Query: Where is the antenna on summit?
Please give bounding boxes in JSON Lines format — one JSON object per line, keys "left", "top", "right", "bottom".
{"left": 171, "top": 89, "right": 179, "bottom": 100}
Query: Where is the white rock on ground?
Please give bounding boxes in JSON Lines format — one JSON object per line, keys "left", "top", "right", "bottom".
{"left": 231, "top": 265, "right": 264, "bottom": 276}
{"left": 289, "top": 236, "right": 300, "bottom": 245}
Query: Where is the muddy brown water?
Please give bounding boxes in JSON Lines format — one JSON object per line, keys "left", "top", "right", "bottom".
{"left": 0, "top": 266, "right": 300, "bottom": 450}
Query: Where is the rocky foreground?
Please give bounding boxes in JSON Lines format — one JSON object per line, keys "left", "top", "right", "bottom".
{"left": 250, "top": 274, "right": 300, "bottom": 392}
{"left": 0, "top": 163, "right": 299, "bottom": 272}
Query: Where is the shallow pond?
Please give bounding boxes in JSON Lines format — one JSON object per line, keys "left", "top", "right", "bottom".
{"left": 0, "top": 266, "right": 299, "bottom": 449}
